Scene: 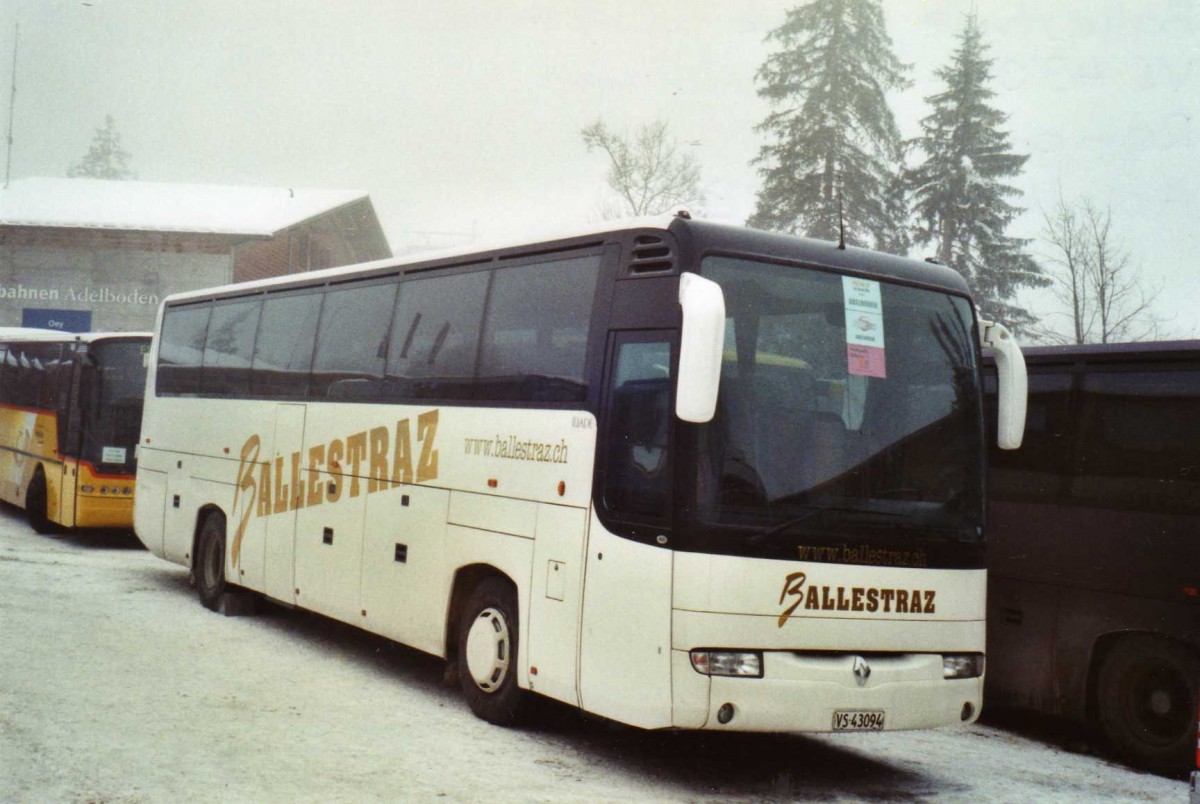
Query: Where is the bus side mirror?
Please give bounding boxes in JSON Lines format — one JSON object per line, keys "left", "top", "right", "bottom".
{"left": 980, "top": 320, "right": 1027, "bottom": 450}
{"left": 676, "top": 272, "right": 725, "bottom": 423}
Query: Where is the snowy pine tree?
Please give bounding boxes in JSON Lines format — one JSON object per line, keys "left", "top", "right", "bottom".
{"left": 906, "top": 15, "right": 1046, "bottom": 331}
{"left": 748, "top": 0, "right": 908, "bottom": 249}
{"left": 67, "top": 115, "right": 136, "bottom": 180}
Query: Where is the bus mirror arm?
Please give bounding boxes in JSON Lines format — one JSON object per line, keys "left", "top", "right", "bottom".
{"left": 676, "top": 272, "right": 726, "bottom": 423}
{"left": 980, "top": 319, "right": 1027, "bottom": 450}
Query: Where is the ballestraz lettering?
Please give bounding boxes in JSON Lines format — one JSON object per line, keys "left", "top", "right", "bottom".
{"left": 777, "top": 571, "right": 936, "bottom": 627}
{"left": 229, "top": 410, "right": 439, "bottom": 565}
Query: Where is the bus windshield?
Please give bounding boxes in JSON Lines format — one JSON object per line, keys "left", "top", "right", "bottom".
{"left": 693, "top": 256, "right": 984, "bottom": 566}
{"left": 81, "top": 339, "right": 148, "bottom": 474}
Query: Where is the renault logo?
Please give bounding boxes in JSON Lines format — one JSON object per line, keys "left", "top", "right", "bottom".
{"left": 852, "top": 655, "right": 871, "bottom": 687}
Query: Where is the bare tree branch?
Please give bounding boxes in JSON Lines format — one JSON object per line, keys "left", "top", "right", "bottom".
{"left": 581, "top": 118, "right": 703, "bottom": 219}
{"left": 1038, "top": 194, "right": 1169, "bottom": 343}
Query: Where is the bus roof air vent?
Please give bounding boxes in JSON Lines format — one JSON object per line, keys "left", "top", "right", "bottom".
{"left": 628, "top": 234, "right": 675, "bottom": 275}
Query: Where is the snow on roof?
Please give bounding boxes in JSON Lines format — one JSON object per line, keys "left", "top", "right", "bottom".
{"left": 0, "top": 177, "right": 370, "bottom": 237}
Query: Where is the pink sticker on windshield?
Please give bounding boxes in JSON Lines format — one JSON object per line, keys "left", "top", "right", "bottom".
{"left": 843, "top": 277, "right": 886, "bottom": 378}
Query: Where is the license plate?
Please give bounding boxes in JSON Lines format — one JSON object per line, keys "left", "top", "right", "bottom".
{"left": 833, "top": 710, "right": 885, "bottom": 731}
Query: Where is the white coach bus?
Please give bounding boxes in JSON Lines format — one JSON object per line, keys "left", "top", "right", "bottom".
{"left": 134, "top": 213, "right": 1026, "bottom": 732}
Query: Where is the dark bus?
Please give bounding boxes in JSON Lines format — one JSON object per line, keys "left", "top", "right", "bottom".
{"left": 984, "top": 340, "right": 1200, "bottom": 773}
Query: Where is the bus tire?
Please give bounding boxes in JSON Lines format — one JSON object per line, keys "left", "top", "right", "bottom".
{"left": 25, "top": 472, "right": 55, "bottom": 535}
{"left": 457, "top": 577, "right": 527, "bottom": 726}
{"left": 1095, "top": 635, "right": 1199, "bottom": 773}
{"left": 195, "top": 512, "right": 228, "bottom": 612}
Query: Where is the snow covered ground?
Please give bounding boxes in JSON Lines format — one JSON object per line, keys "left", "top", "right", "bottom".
{"left": 0, "top": 503, "right": 1186, "bottom": 802}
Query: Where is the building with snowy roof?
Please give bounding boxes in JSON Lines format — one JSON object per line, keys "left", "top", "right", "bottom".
{"left": 0, "top": 177, "right": 390, "bottom": 332}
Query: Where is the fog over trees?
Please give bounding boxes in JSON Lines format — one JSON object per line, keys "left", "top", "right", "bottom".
{"left": 27, "top": 1, "right": 1177, "bottom": 345}
{"left": 746, "top": 0, "right": 908, "bottom": 251}
{"left": 67, "top": 114, "right": 135, "bottom": 180}
{"left": 904, "top": 14, "right": 1047, "bottom": 333}
{"left": 734, "top": 1, "right": 1164, "bottom": 342}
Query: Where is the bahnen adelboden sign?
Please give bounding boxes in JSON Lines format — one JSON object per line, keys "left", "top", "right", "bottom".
{"left": 0, "top": 282, "right": 160, "bottom": 307}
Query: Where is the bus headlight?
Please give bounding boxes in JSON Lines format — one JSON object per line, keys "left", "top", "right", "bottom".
{"left": 943, "top": 654, "right": 984, "bottom": 679}
{"left": 690, "top": 650, "right": 763, "bottom": 678}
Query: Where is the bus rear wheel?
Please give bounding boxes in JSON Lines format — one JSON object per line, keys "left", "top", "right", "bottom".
{"left": 1096, "top": 635, "right": 1199, "bottom": 773}
{"left": 25, "top": 472, "right": 55, "bottom": 535}
{"left": 195, "top": 513, "right": 228, "bottom": 611}
{"left": 457, "top": 577, "right": 527, "bottom": 726}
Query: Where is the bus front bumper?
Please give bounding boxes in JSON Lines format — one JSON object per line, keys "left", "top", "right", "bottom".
{"left": 673, "top": 649, "right": 984, "bottom": 732}
{"left": 74, "top": 491, "right": 136, "bottom": 529}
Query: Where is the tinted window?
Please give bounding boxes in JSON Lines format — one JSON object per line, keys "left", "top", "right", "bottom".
{"left": 158, "top": 303, "right": 211, "bottom": 395}
{"left": 30, "top": 343, "right": 64, "bottom": 411}
{"left": 203, "top": 299, "right": 262, "bottom": 396}
{"left": 986, "top": 368, "right": 1073, "bottom": 501}
{"left": 311, "top": 280, "right": 398, "bottom": 399}
{"left": 251, "top": 291, "right": 322, "bottom": 399}
{"left": 604, "top": 338, "right": 672, "bottom": 521}
{"left": 1073, "top": 368, "right": 1200, "bottom": 512}
{"left": 81, "top": 340, "right": 149, "bottom": 473}
{"left": 386, "top": 270, "right": 488, "bottom": 400}
{"left": 477, "top": 255, "right": 599, "bottom": 401}
{"left": 2, "top": 343, "right": 61, "bottom": 409}
{"left": 6, "top": 345, "right": 33, "bottom": 408}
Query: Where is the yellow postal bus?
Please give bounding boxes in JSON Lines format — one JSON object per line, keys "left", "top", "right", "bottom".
{"left": 0, "top": 327, "right": 150, "bottom": 532}
{"left": 134, "top": 214, "right": 1026, "bottom": 732}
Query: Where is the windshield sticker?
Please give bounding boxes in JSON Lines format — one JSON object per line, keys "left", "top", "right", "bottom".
{"left": 101, "top": 446, "right": 127, "bottom": 464}
{"left": 842, "top": 277, "right": 886, "bottom": 378}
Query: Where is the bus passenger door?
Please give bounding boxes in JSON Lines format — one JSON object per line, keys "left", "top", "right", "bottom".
{"left": 262, "top": 404, "right": 306, "bottom": 603}
{"left": 578, "top": 332, "right": 676, "bottom": 728}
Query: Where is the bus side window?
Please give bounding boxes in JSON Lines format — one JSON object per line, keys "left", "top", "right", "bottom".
{"left": 250, "top": 290, "right": 322, "bottom": 400}
{"left": 1074, "top": 367, "right": 1200, "bottom": 512}
{"left": 158, "top": 303, "right": 212, "bottom": 396}
{"left": 985, "top": 367, "right": 1073, "bottom": 501}
{"left": 202, "top": 298, "right": 262, "bottom": 397}
{"left": 477, "top": 255, "right": 600, "bottom": 402}
{"left": 386, "top": 270, "right": 488, "bottom": 401}
{"left": 11, "top": 345, "right": 39, "bottom": 409}
{"left": 603, "top": 338, "right": 672, "bottom": 522}
{"left": 27, "top": 343, "right": 62, "bottom": 412}
{"left": 310, "top": 280, "right": 398, "bottom": 400}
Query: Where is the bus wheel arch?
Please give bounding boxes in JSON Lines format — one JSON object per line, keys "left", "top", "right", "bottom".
{"left": 193, "top": 507, "right": 228, "bottom": 611}
{"left": 447, "top": 566, "right": 528, "bottom": 725}
{"left": 1089, "top": 632, "right": 1199, "bottom": 772}
{"left": 24, "top": 464, "right": 55, "bottom": 534}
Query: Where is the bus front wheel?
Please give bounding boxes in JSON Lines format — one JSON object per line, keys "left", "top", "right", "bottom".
{"left": 195, "top": 513, "right": 228, "bottom": 611}
{"left": 457, "top": 577, "right": 527, "bottom": 726}
{"left": 1096, "top": 635, "right": 1199, "bottom": 773}
{"left": 25, "top": 472, "right": 55, "bottom": 535}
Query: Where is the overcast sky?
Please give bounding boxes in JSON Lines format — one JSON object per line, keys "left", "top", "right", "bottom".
{"left": 1, "top": 0, "right": 1196, "bottom": 336}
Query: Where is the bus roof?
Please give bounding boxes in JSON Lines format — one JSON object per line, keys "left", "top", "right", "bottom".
{"left": 0, "top": 327, "right": 152, "bottom": 345}
{"left": 159, "top": 213, "right": 972, "bottom": 307}
{"left": 986, "top": 339, "right": 1200, "bottom": 365}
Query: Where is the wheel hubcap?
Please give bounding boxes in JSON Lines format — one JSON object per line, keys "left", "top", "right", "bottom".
{"left": 1126, "top": 665, "right": 1190, "bottom": 745}
{"left": 1149, "top": 689, "right": 1172, "bottom": 717}
{"left": 464, "top": 606, "right": 510, "bottom": 693}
